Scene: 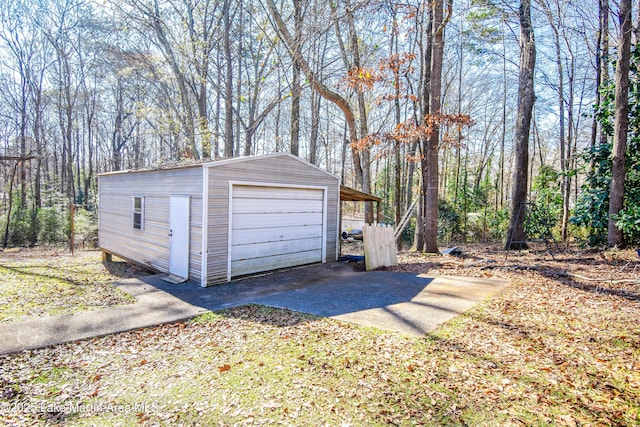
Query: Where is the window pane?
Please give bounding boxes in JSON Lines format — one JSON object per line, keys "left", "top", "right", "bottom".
{"left": 133, "top": 197, "right": 143, "bottom": 230}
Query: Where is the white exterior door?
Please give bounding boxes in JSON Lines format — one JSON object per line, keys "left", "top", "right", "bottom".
{"left": 169, "top": 195, "right": 190, "bottom": 278}
{"left": 229, "top": 185, "right": 326, "bottom": 279}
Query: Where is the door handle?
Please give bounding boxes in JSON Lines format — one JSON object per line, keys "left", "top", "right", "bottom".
{"left": 169, "top": 229, "right": 173, "bottom": 237}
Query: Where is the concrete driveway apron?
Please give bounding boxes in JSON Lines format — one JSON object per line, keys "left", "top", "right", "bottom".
{"left": 0, "top": 262, "right": 509, "bottom": 354}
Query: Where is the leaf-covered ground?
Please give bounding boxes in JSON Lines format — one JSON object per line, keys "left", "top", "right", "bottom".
{"left": 0, "top": 245, "right": 639, "bottom": 426}
{"left": 0, "top": 248, "right": 143, "bottom": 322}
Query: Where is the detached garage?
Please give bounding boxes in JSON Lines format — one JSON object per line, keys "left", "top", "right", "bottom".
{"left": 98, "top": 153, "right": 340, "bottom": 286}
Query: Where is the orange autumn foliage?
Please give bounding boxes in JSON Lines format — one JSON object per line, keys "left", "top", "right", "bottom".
{"left": 342, "top": 51, "right": 473, "bottom": 160}
{"left": 352, "top": 113, "right": 475, "bottom": 160}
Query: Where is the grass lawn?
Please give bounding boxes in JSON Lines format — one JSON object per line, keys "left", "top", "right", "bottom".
{"left": 0, "top": 248, "right": 142, "bottom": 322}
{"left": 0, "top": 246, "right": 639, "bottom": 425}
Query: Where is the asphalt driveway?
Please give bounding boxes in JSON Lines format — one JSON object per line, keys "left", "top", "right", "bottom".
{"left": 0, "top": 262, "right": 509, "bottom": 354}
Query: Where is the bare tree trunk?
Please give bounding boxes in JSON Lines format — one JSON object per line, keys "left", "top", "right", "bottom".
{"left": 497, "top": 22, "right": 508, "bottom": 210}
{"left": 265, "top": 0, "right": 364, "bottom": 188}
{"left": 275, "top": 69, "right": 283, "bottom": 152}
{"left": 505, "top": 0, "right": 536, "bottom": 250}
{"left": 590, "top": 0, "right": 609, "bottom": 175}
{"left": 3, "top": 163, "right": 19, "bottom": 248}
{"left": 33, "top": 86, "right": 44, "bottom": 209}
{"left": 308, "top": 12, "right": 327, "bottom": 166}
{"left": 235, "top": 0, "right": 243, "bottom": 157}
{"left": 112, "top": 77, "right": 126, "bottom": 171}
{"left": 309, "top": 88, "right": 320, "bottom": 164}
{"left": 198, "top": 87, "right": 210, "bottom": 159}
{"left": 414, "top": 170, "right": 425, "bottom": 250}
{"left": 19, "top": 78, "right": 28, "bottom": 209}
{"left": 608, "top": 0, "right": 632, "bottom": 247}
{"left": 214, "top": 50, "right": 222, "bottom": 159}
{"left": 562, "top": 51, "right": 575, "bottom": 242}
{"left": 290, "top": 59, "right": 301, "bottom": 157}
{"left": 290, "top": 0, "right": 302, "bottom": 157}
{"left": 344, "top": 0, "right": 373, "bottom": 222}
{"left": 83, "top": 89, "right": 95, "bottom": 207}
{"left": 422, "top": 0, "right": 451, "bottom": 253}
{"left": 414, "top": 3, "right": 433, "bottom": 252}
{"left": 151, "top": 0, "right": 198, "bottom": 159}
{"left": 540, "top": 0, "right": 577, "bottom": 242}
{"left": 390, "top": 16, "right": 403, "bottom": 250}
{"left": 198, "top": 72, "right": 210, "bottom": 158}
{"left": 540, "top": 1, "right": 568, "bottom": 241}
{"left": 58, "top": 51, "right": 76, "bottom": 203}
{"left": 188, "top": 0, "right": 220, "bottom": 160}
{"left": 223, "top": 0, "right": 234, "bottom": 158}
{"left": 405, "top": 140, "right": 418, "bottom": 211}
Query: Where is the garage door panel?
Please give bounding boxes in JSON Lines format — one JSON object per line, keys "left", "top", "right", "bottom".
{"left": 233, "top": 212, "right": 322, "bottom": 229}
{"left": 233, "top": 186, "right": 323, "bottom": 201}
{"left": 231, "top": 237, "right": 323, "bottom": 261}
{"left": 232, "top": 225, "right": 323, "bottom": 246}
{"left": 231, "top": 249, "right": 323, "bottom": 277}
{"left": 230, "top": 184, "right": 325, "bottom": 278}
{"left": 232, "top": 198, "right": 323, "bottom": 214}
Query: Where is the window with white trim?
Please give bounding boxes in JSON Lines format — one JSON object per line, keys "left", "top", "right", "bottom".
{"left": 133, "top": 196, "right": 144, "bottom": 230}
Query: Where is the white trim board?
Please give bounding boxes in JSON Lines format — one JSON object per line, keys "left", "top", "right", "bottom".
{"left": 200, "top": 166, "right": 209, "bottom": 287}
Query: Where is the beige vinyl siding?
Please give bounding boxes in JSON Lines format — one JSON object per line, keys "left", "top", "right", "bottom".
{"left": 99, "top": 153, "right": 339, "bottom": 287}
{"left": 205, "top": 154, "right": 339, "bottom": 284}
{"left": 99, "top": 167, "right": 204, "bottom": 283}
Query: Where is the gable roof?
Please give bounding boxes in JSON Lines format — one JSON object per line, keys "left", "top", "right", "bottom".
{"left": 201, "top": 152, "right": 338, "bottom": 180}
{"left": 98, "top": 152, "right": 338, "bottom": 179}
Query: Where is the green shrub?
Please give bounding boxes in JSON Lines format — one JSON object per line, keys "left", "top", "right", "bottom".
{"left": 7, "top": 206, "right": 38, "bottom": 247}
{"left": 487, "top": 208, "right": 509, "bottom": 241}
{"left": 438, "top": 200, "right": 462, "bottom": 243}
{"left": 38, "top": 207, "right": 68, "bottom": 244}
{"left": 614, "top": 205, "right": 640, "bottom": 247}
{"left": 73, "top": 207, "right": 98, "bottom": 241}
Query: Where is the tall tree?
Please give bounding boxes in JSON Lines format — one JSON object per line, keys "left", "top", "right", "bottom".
{"left": 608, "top": 0, "right": 632, "bottom": 247}
{"left": 420, "top": 0, "right": 452, "bottom": 253}
{"left": 344, "top": 0, "right": 373, "bottom": 222}
{"left": 591, "top": 0, "right": 609, "bottom": 168}
{"left": 538, "top": 0, "right": 569, "bottom": 241}
{"left": 112, "top": 0, "right": 202, "bottom": 159}
{"left": 0, "top": 0, "right": 38, "bottom": 208}
{"left": 183, "top": 0, "right": 221, "bottom": 160}
{"left": 149, "top": 0, "right": 199, "bottom": 159}
{"left": 223, "top": 0, "right": 234, "bottom": 157}
{"left": 265, "top": 0, "right": 366, "bottom": 191}
{"left": 289, "top": 0, "right": 303, "bottom": 157}
{"left": 505, "top": 0, "right": 536, "bottom": 250}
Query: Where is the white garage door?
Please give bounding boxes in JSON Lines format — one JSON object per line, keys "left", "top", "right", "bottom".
{"left": 230, "top": 185, "right": 325, "bottom": 278}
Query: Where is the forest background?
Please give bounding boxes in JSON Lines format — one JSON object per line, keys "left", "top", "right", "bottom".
{"left": 0, "top": 0, "right": 638, "bottom": 251}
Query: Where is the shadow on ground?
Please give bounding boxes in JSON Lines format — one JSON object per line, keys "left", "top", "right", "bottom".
{"left": 148, "top": 262, "right": 431, "bottom": 315}
{"left": 0, "top": 262, "right": 509, "bottom": 354}
{"left": 147, "top": 262, "right": 507, "bottom": 336}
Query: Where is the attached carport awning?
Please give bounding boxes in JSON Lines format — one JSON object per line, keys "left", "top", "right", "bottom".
{"left": 340, "top": 185, "right": 382, "bottom": 203}
{"left": 340, "top": 185, "right": 382, "bottom": 223}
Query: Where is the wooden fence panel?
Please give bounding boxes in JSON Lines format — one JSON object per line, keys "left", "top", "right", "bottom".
{"left": 363, "top": 224, "right": 398, "bottom": 271}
